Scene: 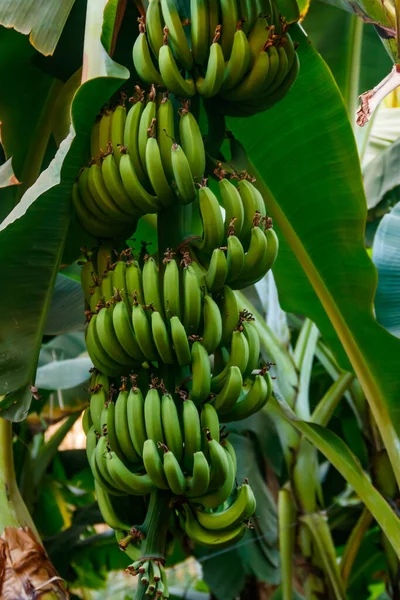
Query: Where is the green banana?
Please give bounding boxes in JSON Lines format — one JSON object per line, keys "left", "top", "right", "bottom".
{"left": 182, "top": 262, "right": 202, "bottom": 334}
{"left": 171, "top": 142, "right": 197, "bottom": 204}
{"left": 115, "top": 383, "right": 142, "bottom": 464}
{"left": 160, "top": 0, "right": 193, "bottom": 70}
{"left": 73, "top": 182, "right": 127, "bottom": 239}
{"left": 138, "top": 88, "right": 157, "bottom": 174}
{"left": 107, "top": 451, "right": 155, "bottom": 495}
{"left": 220, "top": 369, "right": 272, "bottom": 422}
{"left": 133, "top": 20, "right": 164, "bottom": 86}
{"left": 104, "top": 399, "right": 130, "bottom": 465}
{"left": 101, "top": 152, "right": 142, "bottom": 218}
{"left": 163, "top": 251, "right": 182, "bottom": 319}
{"left": 126, "top": 259, "right": 145, "bottom": 305}
{"left": 170, "top": 315, "right": 192, "bottom": 366}
{"left": 195, "top": 26, "right": 225, "bottom": 98}
{"left": 90, "top": 451, "right": 125, "bottom": 496}
{"left": 111, "top": 105, "right": 126, "bottom": 165}
{"left": 161, "top": 392, "right": 184, "bottom": 461}
{"left": 190, "top": 341, "right": 211, "bottom": 405}
{"left": 242, "top": 318, "right": 261, "bottom": 376}
{"left": 192, "top": 185, "right": 224, "bottom": 256}
{"left": 127, "top": 382, "right": 147, "bottom": 457}
{"left": 190, "top": 0, "right": 209, "bottom": 66}
{"left": 208, "top": 434, "right": 230, "bottom": 488}
{"left": 145, "top": 134, "right": 175, "bottom": 208}
{"left": 100, "top": 271, "right": 114, "bottom": 302}
{"left": 158, "top": 35, "right": 196, "bottom": 98}
{"left": 211, "top": 329, "right": 250, "bottom": 391}
{"left": 78, "top": 167, "right": 110, "bottom": 221}
{"left": 119, "top": 151, "right": 161, "bottom": 214}
{"left": 212, "top": 365, "right": 243, "bottom": 414}
{"left": 180, "top": 503, "right": 247, "bottom": 546}
{"left": 146, "top": 0, "right": 165, "bottom": 59}
{"left": 157, "top": 94, "right": 175, "bottom": 182}
{"left": 200, "top": 403, "right": 220, "bottom": 442}
{"left": 88, "top": 163, "right": 131, "bottom": 221}
{"left": 151, "top": 310, "right": 175, "bottom": 364}
{"left": 205, "top": 248, "right": 228, "bottom": 293}
{"left": 225, "top": 48, "right": 271, "bottom": 102}
{"left": 201, "top": 294, "right": 222, "bottom": 354}
{"left": 219, "top": 0, "right": 238, "bottom": 60}
{"left": 96, "top": 304, "right": 134, "bottom": 366}
{"left": 248, "top": 15, "right": 271, "bottom": 64}
{"left": 143, "top": 439, "right": 169, "bottom": 489}
{"left": 91, "top": 118, "right": 100, "bottom": 157}
{"left": 226, "top": 234, "right": 245, "bottom": 283}
{"left": 186, "top": 451, "right": 210, "bottom": 497}
{"left": 183, "top": 398, "right": 202, "bottom": 471}
{"left": 124, "top": 97, "right": 148, "bottom": 186}
{"left": 99, "top": 110, "right": 112, "bottom": 153}
{"left": 218, "top": 178, "right": 244, "bottom": 237}
{"left": 163, "top": 447, "right": 186, "bottom": 495}
{"left": 220, "top": 23, "right": 251, "bottom": 92}
{"left": 81, "top": 258, "right": 95, "bottom": 306}
{"left": 196, "top": 482, "right": 256, "bottom": 530}
{"left": 131, "top": 301, "right": 159, "bottom": 361}
{"left": 89, "top": 381, "right": 108, "bottom": 432}
{"left": 266, "top": 44, "right": 289, "bottom": 95}
{"left": 94, "top": 480, "right": 131, "bottom": 530}
{"left": 142, "top": 255, "right": 165, "bottom": 316}
{"left": 86, "top": 315, "right": 124, "bottom": 377}
{"left": 144, "top": 385, "right": 165, "bottom": 445}
{"left": 208, "top": 0, "right": 220, "bottom": 47}
{"left": 112, "top": 299, "right": 144, "bottom": 363}
{"left": 179, "top": 105, "right": 205, "bottom": 181}
{"left": 190, "top": 445, "right": 235, "bottom": 508}
{"left": 232, "top": 225, "right": 278, "bottom": 288}
{"left": 82, "top": 406, "right": 92, "bottom": 435}
{"left": 218, "top": 284, "right": 241, "bottom": 347}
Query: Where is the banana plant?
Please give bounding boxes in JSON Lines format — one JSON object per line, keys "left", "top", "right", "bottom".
{"left": 1, "top": 0, "right": 400, "bottom": 598}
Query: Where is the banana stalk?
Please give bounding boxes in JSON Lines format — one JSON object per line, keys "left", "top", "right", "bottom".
{"left": 0, "top": 418, "right": 68, "bottom": 599}
{"left": 134, "top": 490, "right": 171, "bottom": 600}
{"left": 278, "top": 488, "right": 296, "bottom": 600}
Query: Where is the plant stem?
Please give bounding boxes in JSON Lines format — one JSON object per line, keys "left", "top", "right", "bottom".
{"left": 344, "top": 16, "right": 363, "bottom": 128}
{"left": 135, "top": 490, "right": 171, "bottom": 600}
{"left": 0, "top": 417, "right": 40, "bottom": 538}
{"left": 340, "top": 506, "right": 373, "bottom": 586}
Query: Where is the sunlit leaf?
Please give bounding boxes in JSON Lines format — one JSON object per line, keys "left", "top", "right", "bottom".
{"left": 230, "top": 26, "right": 400, "bottom": 489}
{"left": 0, "top": 0, "right": 76, "bottom": 56}
{"left": 0, "top": 158, "right": 19, "bottom": 188}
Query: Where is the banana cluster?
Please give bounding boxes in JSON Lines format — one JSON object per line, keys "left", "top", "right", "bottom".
{"left": 191, "top": 175, "right": 279, "bottom": 289}
{"left": 83, "top": 374, "right": 257, "bottom": 552}
{"left": 73, "top": 90, "right": 205, "bottom": 238}
{"left": 132, "top": 0, "right": 298, "bottom": 115}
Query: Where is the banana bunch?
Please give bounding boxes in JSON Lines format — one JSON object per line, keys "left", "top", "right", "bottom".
{"left": 127, "top": 558, "right": 169, "bottom": 598}
{"left": 132, "top": 0, "right": 298, "bottom": 115}
{"left": 74, "top": 90, "right": 206, "bottom": 239}
{"left": 191, "top": 174, "right": 279, "bottom": 290}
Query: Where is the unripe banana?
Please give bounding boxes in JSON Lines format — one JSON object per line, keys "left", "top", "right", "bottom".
{"left": 144, "top": 385, "right": 165, "bottom": 445}
{"left": 119, "top": 150, "right": 161, "bottom": 214}
{"left": 211, "top": 329, "right": 250, "bottom": 391}
{"left": 81, "top": 258, "right": 96, "bottom": 306}
{"left": 212, "top": 365, "right": 243, "bottom": 414}
{"left": 183, "top": 398, "right": 202, "bottom": 471}
{"left": 107, "top": 451, "right": 155, "bottom": 495}
{"left": 94, "top": 481, "right": 131, "bottom": 530}
{"left": 205, "top": 248, "right": 228, "bottom": 293}
{"left": 179, "top": 503, "right": 247, "bottom": 548}
{"left": 96, "top": 304, "right": 134, "bottom": 366}
{"left": 82, "top": 406, "right": 93, "bottom": 435}
{"left": 142, "top": 255, "right": 165, "bottom": 317}
{"left": 160, "top": 0, "right": 193, "bottom": 70}
{"left": 112, "top": 299, "right": 146, "bottom": 362}
{"left": 123, "top": 96, "right": 148, "bottom": 186}
{"left": 151, "top": 310, "right": 175, "bottom": 364}
{"left": 195, "top": 26, "right": 225, "bottom": 98}
{"left": 89, "top": 381, "right": 108, "bottom": 431}
{"left": 200, "top": 403, "right": 220, "bottom": 442}
{"left": 162, "top": 446, "right": 187, "bottom": 495}
{"left": 163, "top": 251, "right": 181, "bottom": 319}
{"left": 102, "top": 152, "right": 142, "bottom": 218}
{"left": 146, "top": 0, "right": 165, "bottom": 58}
{"left": 111, "top": 105, "right": 126, "bottom": 165}
{"left": 218, "top": 284, "right": 241, "bottom": 347}
{"left": 242, "top": 317, "right": 261, "bottom": 376}
{"left": 192, "top": 185, "right": 224, "bottom": 256}
{"left": 220, "top": 369, "right": 272, "bottom": 422}
{"left": 161, "top": 392, "right": 184, "bottom": 461}
{"left": 133, "top": 20, "right": 164, "bottom": 86}
{"left": 99, "top": 110, "right": 112, "bottom": 153}
{"left": 143, "top": 439, "right": 169, "bottom": 489}
{"left": 115, "top": 383, "right": 142, "bottom": 463}
{"left": 220, "top": 24, "right": 251, "bottom": 92}
{"left": 179, "top": 105, "right": 206, "bottom": 181}
{"left": 132, "top": 301, "right": 159, "bottom": 361}
{"left": 171, "top": 142, "right": 197, "bottom": 205}
{"left": 185, "top": 451, "right": 210, "bottom": 497}
{"left": 170, "top": 315, "right": 192, "bottom": 366}
{"left": 190, "top": 341, "right": 211, "bottom": 405}
{"left": 218, "top": 177, "right": 244, "bottom": 237}
{"left": 219, "top": 0, "right": 238, "bottom": 60}
{"left": 196, "top": 482, "right": 256, "bottom": 530}
{"left": 86, "top": 314, "right": 124, "bottom": 377}
{"left": 91, "top": 118, "right": 101, "bottom": 157}
{"left": 190, "top": 445, "right": 235, "bottom": 508}
{"left": 182, "top": 262, "right": 202, "bottom": 334}
{"left": 126, "top": 259, "right": 145, "bottom": 305}
{"left": 190, "top": 0, "right": 210, "bottom": 66}
{"left": 201, "top": 294, "right": 222, "bottom": 354}
{"left": 158, "top": 33, "right": 196, "bottom": 98}
{"left": 145, "top": 132, "right": 175, "bottom": 208}
{"left": 157, "top": 94, "right": 175, "bottom": 182}
{"left": 127, "top": 381, "right": 147, "bottom": 457}
{"left": 208, "top": 434, "right": 230, "bottom": 488}
{"left": 226, "top": 234, "right": 245, "bottom": 283}
{"left": 138, "top": 87, "right": 157, "bottom": 174}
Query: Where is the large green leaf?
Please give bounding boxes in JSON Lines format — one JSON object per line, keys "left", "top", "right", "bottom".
{"left": 270, "top": 394, "right": 400, "bottom": 559}
{"left": 372, "top": 201, "right": 400, "bottom": 336}
{"left": 0, "top": 0, "right": 76, "bottom": 56}
{"left": 230, "top": 26, "right": 400, "bottom": 486}
{"left": 0, "top": 2, "right": 129, "bottom": 421}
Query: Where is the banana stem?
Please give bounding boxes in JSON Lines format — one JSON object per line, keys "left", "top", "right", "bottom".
{"left": 135, "top": 490, "right": 171, "bottom": 600}
{"left": 340, "top": 506, "right": 373, "bottom": 587}
{"left": 0, "top": 417, "right": 39, "bottom": 537}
